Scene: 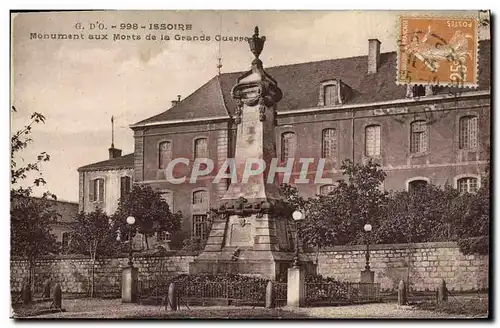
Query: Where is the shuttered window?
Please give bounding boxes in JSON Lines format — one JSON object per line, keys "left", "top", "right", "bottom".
{"left": 459, "top": 116, "right": 478, "bottom": 149}
{"left": 410, "top": 121, "right": 428, "bottom": 153}
{"left": 365, "top": 125, "right": 381, "bottom": 157}
{"left": 194, "top": 138, "right": 208, "bottom": 158}
{"left": 159, "top": 141, "right": 172, "bottom": 169}
{"left": 324, "top": 84, "right": 338, "bottom": 106}
{"left": 90, "top": 178, "right": 105, "bottom": 202}
{"left": 321, "top": 129, "right": 337, "bottom": 160}
{"left": 281, "top": 132, "right": 297, "bottom": 161}
{"left": 120, "top": 176, "right": 132, "bottom": 200}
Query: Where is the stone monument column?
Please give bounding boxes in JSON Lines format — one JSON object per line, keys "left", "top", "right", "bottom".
{"left": 189, "top": 27, "right": 307, "bottom": 279}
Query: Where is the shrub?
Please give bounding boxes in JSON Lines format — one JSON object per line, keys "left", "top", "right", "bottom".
{"left": 179, "top": 237, "right": 205, "bottom": 252}
{"left": 304, "top": 273, "right": 350, "bottom": 302}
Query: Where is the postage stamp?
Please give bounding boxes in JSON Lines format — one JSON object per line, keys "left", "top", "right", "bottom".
{"left": 397, "top": 16, "right": 478, "bottom": 87}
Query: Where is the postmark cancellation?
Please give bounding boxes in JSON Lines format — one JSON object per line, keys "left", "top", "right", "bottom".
{"left": 397, "top": 16, "right": 479, "bottom": 88}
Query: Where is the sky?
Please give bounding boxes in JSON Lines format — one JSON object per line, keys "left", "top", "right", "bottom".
{"left": 11, "top": 10, "right": 488, "bottom": 202}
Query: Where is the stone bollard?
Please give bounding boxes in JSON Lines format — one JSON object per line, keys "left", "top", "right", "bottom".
{"left": 53, "top": 283, "right": 62, "bottom": 309}
{"left": 397, "top": 280, "right": 407, "bottom": 306}
{"left": 265, "top": 280, "right": 274, "bottom": 309}
{"left": 437, "top": 279, "right": 448, "bottom": 304}
{"left": 166, "top": 282, "right": 178, "bottom": 311}
{"left": 43, "top": 279, "right": 51, "bottom": 298}
{"left": 21, "top": 283, "right": 32, "bottom": 305}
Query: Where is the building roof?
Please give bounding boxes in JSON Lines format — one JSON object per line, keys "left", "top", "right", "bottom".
{"left": 77, "top": 153, "right": 134, "bottom": 172}
{"left": 13, "top": 197, "right": 79, "bottom": 224}
{"left": 133, "top": 40, "right": 491, "bottom": 126}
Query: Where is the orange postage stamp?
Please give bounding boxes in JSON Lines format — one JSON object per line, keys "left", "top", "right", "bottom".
{"left": 397, "top": 16, "right": 478, "bottom": 87}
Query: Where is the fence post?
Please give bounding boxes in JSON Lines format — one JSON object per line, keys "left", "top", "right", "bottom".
{"left": 166, "top": 282, "right": 178, "bottom": 311}
{"left": 437, "top": 279, "right": 448, "bottom": 304}
{"left": 266, "top": 281, "right": 275, "bottom": 309}
{"left": 21, "top": 282, "right": 32, "bottom": 305}
{"left": 287, "top": 266, "right": 305, "bottom": 307}
{"left": 398, "top": 280, "right": 407, "bottom": 306}
{"left": 53, "top": 283, "right": 62, "bottom": 309}
{"left": 43, "top": 279, "right": 51, "bottom": 298}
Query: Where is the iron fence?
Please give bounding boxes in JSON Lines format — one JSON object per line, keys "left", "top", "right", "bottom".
{"left": 138, "top": 278, "right": 381, "bottom": 307}
{"left": 176, "top": 281, "right": 267, "bottom": 306}
{"left": 138, "top": 278, "right": 268, "bottom": 306}
{"left": 273, "top": 282, "right": 287, "bottom": 306}
{"left": 305, "top": 282, "right": 381, "bottom": 306}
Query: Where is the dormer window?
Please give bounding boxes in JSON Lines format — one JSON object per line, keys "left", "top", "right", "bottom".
{"left": 318, "top": 79, "right": 352, "bottom": 106}
{"left": 407, "top": 85, "right": 436, "bottom": 98}
{"left": 324, "top": 84, "right": 338, "bottom": 106}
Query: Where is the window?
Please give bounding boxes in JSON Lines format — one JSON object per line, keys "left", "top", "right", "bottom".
{"left": 62, "top": 232, "right": 70, "bottom": 252}
{"left": 324, "top": 84, "right": 338, "bottom": 106}
{"left": 193, "top": 190, "right": 208, "bottom": 205}
{"left": 193, "top": 214, "right": 210, "bottom": 240}
{"left": 160, "top": 191, "right": 174, "bottom": 211}
{"left": 365, "top": 125, "right": 381, "bottom": 157}
{"left": 281, "top": 132, "right": 296, "bottom": 161}
{"left": 120, "top": 176, "right": 132, "bottom": 200}
{"left": 321, "top": 129, "right": 337, "bottom": 160}
{"left": 89, "top": 178, "right": 105, "bottom": 202}
{"left": 410, "top": 121, "right": 428, "bottom": 154}
{"left": 194, "top": 138, "right": 208, "bottom": 159}
{"left": 157, "top": 231, "right": 171, "bottom": 242}
{"left": 159, "top": 141, "right": 172, "bottom": 169}
{"left": 319, "top": 184, "right": 336, "bottom": 196}
{"left": 457, "top": 177, "right": 479, "bottom": 193}
{"left": 408, "top": 179, "right": 428, "bottom": 193}
{"left": 459, "top": 116, "right": 478, "bottom": 149}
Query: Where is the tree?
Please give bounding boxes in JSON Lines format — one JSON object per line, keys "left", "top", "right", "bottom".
{"left": 10, "top": 106, "right": 59, "bottom": 291}
{"left": 113, "top": 185, "right": 182, "bottom": 250}
{"left": 282, "top": 159, "right": 387, "bottom": 250}
{"left": 68, "top": 209, "right": 121, "bottom": 297}
{"left": 455, "top": 178, "right": 490, "bottom": 255}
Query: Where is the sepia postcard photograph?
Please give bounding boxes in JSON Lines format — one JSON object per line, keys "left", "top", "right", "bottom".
{"left": 9, "top": 9, "right": 491, "bottom": 319}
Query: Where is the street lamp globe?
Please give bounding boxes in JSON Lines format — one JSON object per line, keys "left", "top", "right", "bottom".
{"left": 292, "top": 210, "right": 304, "bottom": 221}
{"left": 126, "top": 216, "right": 136, "bottom": 225}
{"left": 364, "top": 223, "right": 372, "bottom": 232}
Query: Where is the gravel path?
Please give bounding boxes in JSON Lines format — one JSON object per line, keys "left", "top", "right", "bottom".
{"left": 290, "top": 303, "right": 472, "bottom": 319}
{"left": 14, "top": 299, "right": 476, "bottom": 319}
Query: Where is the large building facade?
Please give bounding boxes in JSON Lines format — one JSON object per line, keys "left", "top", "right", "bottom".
{"left": 79, "top": 39, "right": 491, "bottom": 244}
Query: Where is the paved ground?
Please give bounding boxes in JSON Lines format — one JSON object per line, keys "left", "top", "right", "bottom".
{"left": 11, "top": 298, "right": 483, "bottom": 319}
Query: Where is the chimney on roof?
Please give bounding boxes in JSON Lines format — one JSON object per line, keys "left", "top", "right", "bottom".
{"left": 108, "top": 115, "right": 122, "bottom": 159}
{"left": 368, "top": 39, "right": 381, "bottom": 74}
{"left": 108, "top": 147, "right": 122, "bottom": 159}
{"left": 171, "top": 94, "right": 182, "bottom": 107}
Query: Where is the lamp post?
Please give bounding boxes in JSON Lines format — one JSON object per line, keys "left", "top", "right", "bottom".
{"left": 126, "top": 216, "right": 136, "bottom": 267}
{"left": 360, "top": 223, "right": 374, "bottom": 284}
{"left": 292, "top": 210, "right": 304, "bottom": 268}
{"left": 364, "top": 223, "right": 372, "bottom": 270}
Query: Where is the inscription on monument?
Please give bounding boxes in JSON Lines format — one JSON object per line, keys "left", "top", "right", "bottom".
{"left": 229, "top": 222, "right": 253, "bottom": 246}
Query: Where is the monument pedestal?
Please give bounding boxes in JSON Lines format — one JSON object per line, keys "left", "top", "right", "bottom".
{"left": 189, "top": 26, "right": 317, "bottom": 281}
{"left": 189, "top": 212, "right": 316, "bottom": 279}
{"left": 360, "top": 269, "right": 375, "bottom": 299}
{"left": 121, "top": 266, "right": 138, "bottom": 303}
{"left": 360, "top": 269, "right": 374, "bottom": 283}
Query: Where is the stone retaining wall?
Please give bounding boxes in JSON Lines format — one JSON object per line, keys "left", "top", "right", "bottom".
{"left": 10, "top": 254, "right": 196, "bottom": 295}
{"left": 308, "top": 241, "right": 488, "bottom": 292}
{"left": 10, "top": 242, "right": 488, "bottom": 295}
